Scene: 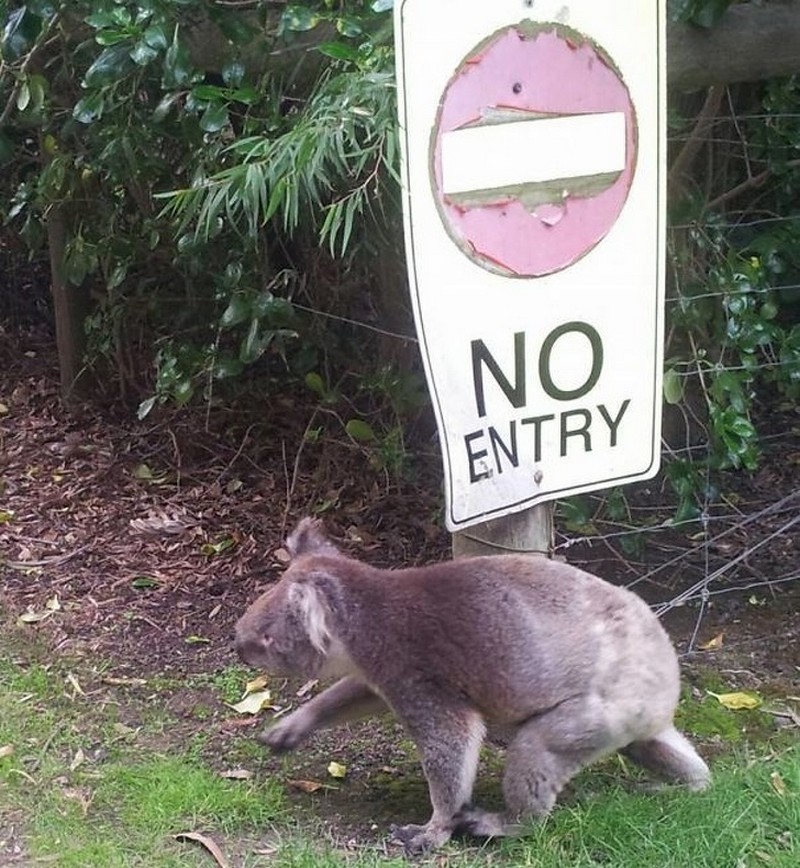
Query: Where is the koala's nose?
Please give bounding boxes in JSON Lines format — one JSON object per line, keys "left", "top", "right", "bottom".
{"left": 233, "top": 620, "right": 251, "bottom": 660}
{"left": 234, "top": 621, "right": 271, "bottom": 666}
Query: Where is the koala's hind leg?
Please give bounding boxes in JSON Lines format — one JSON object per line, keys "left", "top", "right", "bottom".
{"left": 458, "top": 698, "right": 611, "bottom": 839}
{"left": 622, "top": 726, "right": 711, "bottom": 791}
{"left": 390, "top": 703, "right": 486, "bottom": 855}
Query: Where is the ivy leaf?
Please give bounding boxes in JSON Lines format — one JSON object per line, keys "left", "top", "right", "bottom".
{"left": 281, "top": 6, "right": 320, "bottom": 32}
{"left": 335, "top": 18, "right": 363, "bottom": 38}
{"left": 371, "top": 0, "right": 394, "bottom": 12}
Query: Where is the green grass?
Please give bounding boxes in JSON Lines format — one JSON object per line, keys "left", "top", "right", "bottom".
{"left": 0, "top": 639, "right": 284, "bottom": 867}
{"left": 1, "top": 630, "right": 797, "bottom": 867}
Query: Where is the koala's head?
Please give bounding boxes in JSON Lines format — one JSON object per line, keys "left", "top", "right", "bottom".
{"left": 235, "top": 518, "right": 339, "bottom": 676}
{"left": 234, "top": 574, "right": 333, "bottom": 676}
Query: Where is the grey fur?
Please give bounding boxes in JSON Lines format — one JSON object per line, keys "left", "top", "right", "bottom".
{"left": 235, "top": 518, "right": 710, "bottom": 854}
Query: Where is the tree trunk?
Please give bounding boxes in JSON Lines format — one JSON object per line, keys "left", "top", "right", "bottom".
{"left": 46, "top": 202, "right": 89, "bottom": 405}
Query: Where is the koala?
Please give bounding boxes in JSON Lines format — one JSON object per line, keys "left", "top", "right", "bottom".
{"left": 235, "top": 518, "right": 710, "bottom": 854}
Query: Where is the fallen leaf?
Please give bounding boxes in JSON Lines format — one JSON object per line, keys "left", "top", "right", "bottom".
{"left": 130, "top": 512, "right": 197, "bottom": 535}
{"left": 273, "top": 547, "right": 291, "bottom": 564}
{"left": 130, "top": 576, "right": 161, "bottom": 590}
{"left": 66, "top": 673, "right": 84, "bottom": 696}
{"left": 220, "top": 768, "right": 253, "bottom": 780}
{"left": 102, "top": 676, "right": 147, "bottom": 687}
{"left": 708, "top": 690, "right": 762, "bottom": 710}
{"left": 70, "top": 748, "right": 86, "bottom": 771}
{"left": 0, "top": 402, "right": 9, "bottom": 415}
{"left": 228, "top": 689, "right": 272, "bottom": 715}
{"left": 0, "top": 744, "right": 14, "bottom": 759}
{"left": 61, "top": 786, "right": 94, "bottom": 817}
{"left": 17, "top": 596, "right": 61, "bottom": 625}
{"left": 699, "top": 632, "right": 724, "bottom": 651}
{"left": 184, "top": 635, "right": 210, "bottom": 645}
{"left": 245, "top": 675, "right": 269, "bottom": 694}
{"left": 0, "top": 509, "right": 14, "bottom": 523}
{"left": 287, "top": 778, "right": 324, "bottom": 793}
{"left": 133, "top": 463, "right": 154, "bottom": 480}
{"left": 770, "top": 771, "right": 787, "bottom": 796}
{"left": 200, "top": 538, "right": 236, "bottom": 556}
{"left": 297, "top": 679, "right": 319, "bottom": 698}
{"left": 174, "top": 832, "right": 231, "bottom": 868}
{"left": 327, "top": 761, "right": 347, "bottom": 779}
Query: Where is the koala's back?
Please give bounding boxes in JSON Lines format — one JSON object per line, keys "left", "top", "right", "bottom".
{"left": 328, "top": 553, "right": 681, "bottom": 734}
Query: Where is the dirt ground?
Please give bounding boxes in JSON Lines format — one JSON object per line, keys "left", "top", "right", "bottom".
{"left": 1, "top": 326, "right": 798, "bottom": 848}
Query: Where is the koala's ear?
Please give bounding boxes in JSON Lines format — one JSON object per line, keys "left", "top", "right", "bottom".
{"left": 286, "top": 517, "right": 340, "bottom": 559}
{"left": 288, "top": 578, "right": 332, "bottom": 654}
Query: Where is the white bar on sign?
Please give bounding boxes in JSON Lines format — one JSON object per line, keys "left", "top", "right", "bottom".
{"left": 440, "top": 112, "right": 626, "bottom": 195}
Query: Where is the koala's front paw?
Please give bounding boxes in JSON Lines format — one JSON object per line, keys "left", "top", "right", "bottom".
{"left": 256, "top": 719, "right": 306, "bottom": 753}
{"left": 390, "top": 822, "right": 451, "bottom": 855}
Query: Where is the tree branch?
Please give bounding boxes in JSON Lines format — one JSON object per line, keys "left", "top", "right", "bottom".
{"left": 668, "top": 1, "right": 800, "bottom": 91}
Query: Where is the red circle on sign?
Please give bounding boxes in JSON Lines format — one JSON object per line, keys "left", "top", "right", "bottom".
{"left": 431, "top": 23, "right": 637, "bottom": 277}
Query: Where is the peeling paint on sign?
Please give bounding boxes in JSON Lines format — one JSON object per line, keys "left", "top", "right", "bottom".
{"left": 431, "top": 23, "right": 637, "bottom": 277}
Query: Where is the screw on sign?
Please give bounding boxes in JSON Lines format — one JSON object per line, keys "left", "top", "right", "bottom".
{"left": 431, "top": 22, "right": 637, "bottom": 277}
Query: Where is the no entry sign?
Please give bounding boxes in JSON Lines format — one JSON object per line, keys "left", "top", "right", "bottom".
{"left": 395, "top": 0, "right": 666, "bottom": 531}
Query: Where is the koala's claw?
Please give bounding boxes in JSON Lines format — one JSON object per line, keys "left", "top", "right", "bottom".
{"left": 390, "top": 822, "right": 450, "bottom": 856}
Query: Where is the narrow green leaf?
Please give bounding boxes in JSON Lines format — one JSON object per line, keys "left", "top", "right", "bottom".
{"left": 318, "top": 42, "right": 360, "bottom": 62}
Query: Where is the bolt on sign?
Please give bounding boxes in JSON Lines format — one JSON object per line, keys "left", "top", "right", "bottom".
{"left": 394, "top": 0, "right": 666, "bottom": 531}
